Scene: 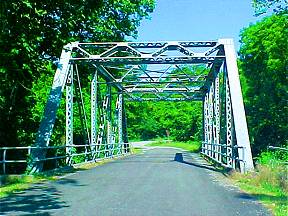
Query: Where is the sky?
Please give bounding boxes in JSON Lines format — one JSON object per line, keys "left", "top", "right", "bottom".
{"left": 131, "top": 0, "right": 264, "bottom": 51}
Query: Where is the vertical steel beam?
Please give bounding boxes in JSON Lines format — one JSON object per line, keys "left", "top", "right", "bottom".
{"left": 117, "top": 93, "right": 124, "bottom": 153}
{"left": 122, "top": 102, "right": 129, "bottom": 153}
{"left": 202, "top": 93, "right": 209, "bottom": 155}
{"left": 91, "top": 70, "right": 98, "bottom": 157}
{"left": 220, "top": 39, "right": 254, "bottom": 172}
{"left": 219, "top": 67, "right": 226, "bottom": 165}
{"left": 96, "top": 90, "right": 107, "bottom": 158}
{"left": 106, "top": 85, "right": 113, "bottom": 157}
{"left": 207, "top": 82, "right": 214, "bottom": 157}
{"left": 213, "top": 72, "right": 221, "bottom": 162}
{"left": 66, "top": 65, "right": 74, "bottom": 165}
{"left": 211, "top": 80, "right": 216, "bottom": 159}
{"left": 225, "top": 77, "right": 234, "bottom": 168}
{"left": 28, "top": 43, "right": 73, "bottom": 173}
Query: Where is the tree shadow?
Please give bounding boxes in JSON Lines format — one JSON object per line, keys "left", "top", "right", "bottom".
{"left": 173, "top": 152, "right": 226, "bottom": 173}
{"left": 236, "top": 192, "right": 288, "bottom": 204}
{"left": 0, "top": 175, "right": 86, "bottom": 215}
{"left": 0, "top": 183, "right": 67, "bottom": 215}
{"left": 55, "top": 178, "right": 86, "bottom": 186}
{"left": 110, "top": 153, "right": 181, "bottom": 164}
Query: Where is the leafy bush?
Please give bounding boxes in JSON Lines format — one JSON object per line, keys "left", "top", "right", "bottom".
{"left": 126, "top": 101, "right": 202, "bottom": 142}
{"left": 257, "top": 149, "right": 288, "bottom": 193}
{"left": 258, "top": 150, "right": 288, "bottom": 166}
{"left": 70, "top": 147, "right": 86, "bottom": 164}
{"left": 231, "top": 148, "right": 288, "bottom": 216}
{"left": 239, "top": 13, "right": 288, "bottom": 155}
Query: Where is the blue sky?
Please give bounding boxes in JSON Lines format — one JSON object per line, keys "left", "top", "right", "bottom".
{"left": 132, "top": 0, "right": 264, "bottom": 51}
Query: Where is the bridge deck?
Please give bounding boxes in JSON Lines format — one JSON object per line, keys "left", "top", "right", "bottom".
{"left": 0, "top": 148, "right": 270, "bottom": 216}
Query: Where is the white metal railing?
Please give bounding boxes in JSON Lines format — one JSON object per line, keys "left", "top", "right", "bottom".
{"left": 267, "top": 146, "right": 288, "bottom": 152}
{"left": 201, "top": 141, "right": 245, "bottom": 169}
{"left": 267, "top": 145, "right": 288, "bottom": 165}
{"left": 0, "top": 143, "right": 131, "bottom": 174}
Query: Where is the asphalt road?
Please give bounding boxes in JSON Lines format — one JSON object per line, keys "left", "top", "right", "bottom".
{"left": 0, "top": 148, "right": 271, "bottom": 216}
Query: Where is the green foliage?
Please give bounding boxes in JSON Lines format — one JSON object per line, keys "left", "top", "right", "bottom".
{"left": 126, "top": 101, "right": 202, "bottom": 142}
{"left": 0, "top": 0, "right": 155, "bottom": 152}
{"left": 230, "top": 12, "right": 288, "bottom": 214}
{"left": 70, "top": 147, "right": 86, "bottom": 164}
{"left": 232, "top": 169, "right": 287, "bottom": 216}
{"left": 232, "top": 149, "right": 288, "bottom": 216}
{"left": 0, "top": 175, "right": 40, "bottom": 198}
{"left": 258, "top": 150, "right": 288, "bottom": 165}
{"left": 257, "top": 150, "right": 288, "bottom": 196}
{"left": 125, "top": 65, "right": 206, "bottom": 142}
{"left": 239, "top": 13, "right": 288, "bottom": 155}
{"left": 253, "top": 0, "right": 288, "bottom": 15}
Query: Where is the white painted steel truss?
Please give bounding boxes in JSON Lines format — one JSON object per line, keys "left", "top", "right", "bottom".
{"left": 28, "top": 39, "right": 254, "bottom": 173}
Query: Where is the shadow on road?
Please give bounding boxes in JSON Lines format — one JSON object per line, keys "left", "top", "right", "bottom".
{"left": 236, "top": 192, "right": 287, "bottom": 204}
{"left": 0, "top": 176, "right": 86, "bottom": 215}
{"left": 55, "top": 177, "right": 86, "bottom": 186}
{"left": 0, "top": 183, "right": 67, "bottom": 215}
{"left": 174, "top": 152, "right": 224, "bottom": 173}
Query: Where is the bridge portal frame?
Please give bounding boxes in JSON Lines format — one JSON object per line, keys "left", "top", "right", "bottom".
{"left": 28, "top": 39, "right": 254, "bottom": 173}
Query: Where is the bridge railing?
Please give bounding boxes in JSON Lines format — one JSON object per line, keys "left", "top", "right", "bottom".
{"left": 201, "top": 141, "right": 245, "bottom": 170}
{"left": 0, "top": 144, "right": 130, "bottom": 175}
{"left": 267, "top": 146, "right": 288, "bottom": 152}
{"left": 266, "top": 145, "right": 288, "bottom": 165}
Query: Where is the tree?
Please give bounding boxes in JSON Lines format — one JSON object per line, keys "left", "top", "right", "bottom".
{"left": 253, "top": 0, "right": 288, "bottom": 15}
{"left": 126, "top": 101, "right": 202, "bottom": 142}
{"left": 125, "top": 65, "right": 205, "bottom": 142}
{"left": 0, "top": 0, "right": 155, "bottom": 150}
{"left": 239, "top": 13, "right": 288, "bottom": 155}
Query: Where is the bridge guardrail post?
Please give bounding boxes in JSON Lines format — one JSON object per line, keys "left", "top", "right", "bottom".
{"left": 3, "top": 149, "right": 6, "bottom": 175}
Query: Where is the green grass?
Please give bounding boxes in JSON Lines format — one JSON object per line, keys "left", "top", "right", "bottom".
{"left": 231, "top": 149, "right": 288, "bottom": 216}
{"left": 230, "top": 163, "right": 288, "bottom": 216}
{"left": 0, "top": 175, "right": 53, "bottom": 198}
{"left": 0, "top": 166, "right": 79, "bottom": 198}
{"left": 0, "top": 151, "right": 139, "bottom": 198}
{"left": 130, "top": 147, "right": 143, "bottom": 154}
{"left": 147, "top": 140, "right": 201, "bottom": 152}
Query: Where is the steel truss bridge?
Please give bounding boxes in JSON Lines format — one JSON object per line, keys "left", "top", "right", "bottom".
{"left": 22, "top": 39, "right": 254, "bottom": 174}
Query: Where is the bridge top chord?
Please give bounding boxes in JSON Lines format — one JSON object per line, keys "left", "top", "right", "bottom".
{"left": 60, "top": 40, "right": 231, "bottom": 102}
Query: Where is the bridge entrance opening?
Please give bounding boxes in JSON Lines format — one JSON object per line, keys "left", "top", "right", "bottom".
{"left": 28, "top": 39, "right": 253, "bottom": 173}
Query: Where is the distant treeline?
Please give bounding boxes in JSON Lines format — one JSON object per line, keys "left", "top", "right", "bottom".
{"left": 126, "top": 101, "right": 202, "bottom": 142}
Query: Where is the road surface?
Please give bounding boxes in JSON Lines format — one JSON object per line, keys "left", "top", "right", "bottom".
{"left": 0, "top": 148, "right": 271, "bottom": 216}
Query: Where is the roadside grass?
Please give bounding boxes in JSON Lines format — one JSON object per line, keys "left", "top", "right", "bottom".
{"left": 0, "top": 162, "right": 109, "bottom": 198}
{"left": 0, "top": 149, "right": 140, "bottom": 198}
{"left": 130, "top": 147, "right": 143, "bottom": 154}
{"left": 230, "top": 159, "right": 288, "bottom": 216}
{"left": 150, "top": 137, "right": 172, "bottom": 142}
{"left": 147, "top": 140, "right": 201, "bottom": 152}
{"left": 0, "top": 174, "right": 55, "bottom": 198}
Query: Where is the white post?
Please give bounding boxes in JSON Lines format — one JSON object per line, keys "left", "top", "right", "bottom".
{"left": 66, "top": 65, "right": 73, "bottom": 165}
{"left": 219, "top": 38, "right": 254, "bottom": 172}
{"left": 28, "top": 43, "right": 74, "bottom": 173}
{"left": 91, "top": 70, "right": 98, "bottom": 156}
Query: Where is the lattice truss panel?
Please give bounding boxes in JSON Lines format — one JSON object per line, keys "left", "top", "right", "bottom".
{"left": 202, "top": 63, "right": 237, "bottom": 169}
{"left": 72, "top": 41, "right": 224, "bottom": 101}
{"left": 29, "top": 39, "right": 254, "bottom": 173}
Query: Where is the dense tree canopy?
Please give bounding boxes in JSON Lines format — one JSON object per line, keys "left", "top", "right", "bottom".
{"left": 239, "top": 13, "right": 288, "bottom": 155}
{"left": 126, "top": 101, "right": 202, "bottom": 141}
{"left": 0, "top": 0, "right": 155, "bottom": 147}
{"left": 253, "top": 0, "right": 288, "bottom": 15}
